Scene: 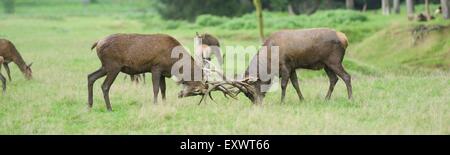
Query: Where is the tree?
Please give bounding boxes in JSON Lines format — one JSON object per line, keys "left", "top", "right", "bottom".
{"left": 346, "top": 0, "right": 354, "bottom": 10}
{"left": 157, "top": 0, "right": 252, "bottom": 21}
{"left": 268, "top": 0, "right": 320, "bottom": 15}
{"left": 425, "top": 0, "right": 431, "bottom": 20}
{"left": 362, "top": 0, "right": 368, "bottom": 12}
{"left": 442, "top": 0, "right": 450, "bottom": 19}
{"left": 406, "top": 0, "right": 415, "bottom": 18}
{"left": 393, "top": 0, "right": 400, "bottom": 14}
{"left": 253, "top": 0, "right": 264, "bottom": 42}
{"left": 2, "top": 0, "right": 15, "bottom": 14}
{"left": 382, "top": 0, "right": 390, "bottom": 15}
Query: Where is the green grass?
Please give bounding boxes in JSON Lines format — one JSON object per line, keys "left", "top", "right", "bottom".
{"left": 0, "top": 2, "right": 449, "bottom": 134}
{"left": 351, "top": 23, "right": 450, "bottom": 69}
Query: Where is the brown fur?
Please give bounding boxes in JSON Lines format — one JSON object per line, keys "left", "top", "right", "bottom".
{"left": 0, "top": 39, "right": 33, "bottom": 93}
{"left": 87, "top": 33, "right": 205, "bottom": 111}
{"left": 195, "top": 33, "right": 223, "bottom": 67}
{"left": 244, "top": 28, "right": 352, "bottom": 104}
{"left": 199, "top": 33, "right": 220, "bottom": 47}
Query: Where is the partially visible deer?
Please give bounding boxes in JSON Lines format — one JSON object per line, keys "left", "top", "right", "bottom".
{"left": 194, "top": 33, "right": 223, "bottom": 68}
{"left": 124, "top": 73, "right": 146, "bottom": 84}
{"left": 0, "top": 39, "right": 33, "bottom": 93}
{"left": 89, "top": 33, "right": 221, "bottom": 111}
{"left": 191, "top": 28, "right": 352, "bottom": 104}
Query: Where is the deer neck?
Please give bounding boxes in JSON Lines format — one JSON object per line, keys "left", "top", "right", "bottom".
{"left": 12, "top": 53, "right": 28, "bottom": 73}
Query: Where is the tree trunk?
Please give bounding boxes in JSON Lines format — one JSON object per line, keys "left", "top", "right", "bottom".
{"left": 425, "top": 0, "right": 431, "bottom": 20}
{"left": 362, "top": 0, "right": 368, "bottom": 12}
{"left": 407, "top": 0, "right": 415, "bottom": 17}
{"left": 253, "top": 0, "right": 264, "bottom": 42}
{"left": 3, "top": 0, "right": 15, "bottom": 14}
{"left": 306, "top": 0, "right": 320, "bottom": 15}
{"left": 324, "top": 0, "right": 334, "bottom": 9}
{"left": 382, "top": 0, "right": 390, "bottom": 15}
{"left": 393, "top": 0, "right": 400, "bottom": 14}
{"left": 287, "top": 3, "right": 296, "bottom": 15}
{"left": 346, "top": 0, "right": 354, "bottom": 10}
{"left": 441, "top": 0, "right": 449, "bottom": 19}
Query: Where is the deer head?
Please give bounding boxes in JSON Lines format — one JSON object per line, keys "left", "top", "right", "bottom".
{"left": 24, "top": 62, "right": 33, "bottom": 80}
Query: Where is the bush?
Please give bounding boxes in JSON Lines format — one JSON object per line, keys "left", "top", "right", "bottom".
{"left": 164, "top": 20, "right": 190, "bottom": 30}
{"left": 196, "top": 14, "right": 228, "bottom": 27}
{"left": 157, "top": 0, "right": 253, "bottom": 21}
{"left": 221, "top": 17, "right": 257, "bottom": 30}
{"left": 216, "top": 10, "right": 368, "bottom": 30}
{"left": 142, "top": 9, "right": 368, "bottom": 31}
{"left": 309, "top": 10, "right": 367, "bottom": 27}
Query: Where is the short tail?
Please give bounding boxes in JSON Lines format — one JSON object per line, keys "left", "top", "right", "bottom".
{"left": 91, "top": 41, "right": 98, "bottom": 51}
{"left": 336, "top": 31, "right": 349, "bottom": 49}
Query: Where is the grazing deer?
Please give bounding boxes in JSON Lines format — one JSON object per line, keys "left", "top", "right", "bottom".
{"left": 0, "top": 39, "right": 33, "bottom": 93}
{"left": 88, "top": 33, "right": 215, "bottom": 111}
{"left": 192, "top": 28, "right": 352, "bottom": 104}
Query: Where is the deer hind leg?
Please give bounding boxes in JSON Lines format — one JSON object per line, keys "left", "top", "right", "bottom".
{"left": 87, "top": 68, "right": 107, "bottom": 109}
{"left": 101, "top": 69, "right": 120, "bottom": 111}
{"left": 160, "top": 76, "right": 166, "bottom": 101}
{"left": 326, "top": 62, "right": 352, "bottom": 100}
{"left": 3, "top": 63, "right": 11, "bottom": 81}
{"left": 324, "top": 66, "right": 338, "bottom": 100}
{"left": 289, "top": 70, "right": 305, "bottom": 101}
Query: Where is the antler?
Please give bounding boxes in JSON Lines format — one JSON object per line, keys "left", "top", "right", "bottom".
{"left": 198, "top": 65, "right": 258, "bottom": 105}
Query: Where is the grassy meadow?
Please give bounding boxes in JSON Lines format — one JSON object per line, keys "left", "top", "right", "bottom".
{"left": 0, "top": 0, "right": 449, "bottom": 134}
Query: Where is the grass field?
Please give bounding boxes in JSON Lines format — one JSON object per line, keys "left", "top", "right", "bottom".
{"left": 0, "top": 1, "right": 449, "bottom": 134}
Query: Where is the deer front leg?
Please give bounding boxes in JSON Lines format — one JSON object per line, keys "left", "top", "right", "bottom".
{"left": 151, "top": 67, "right": 161, "bottom": 104}
{"left": 160, "top": 76, "right": 166, "bottom": 101}
{"left": 280, "top": 67, "right": 291, "bottom": 103}
{"left": 0, "top": 73, "right": 5, "bottom": 94}
{"left": 3, "top": 63, "right": 11, "bottom": 81}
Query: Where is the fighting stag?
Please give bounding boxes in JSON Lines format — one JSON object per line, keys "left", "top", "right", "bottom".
{"left": 190, "top": 28, "right": 353, "bottom": 104}
{"left": 88, "top": 33, "right": 207, "bottom": 111}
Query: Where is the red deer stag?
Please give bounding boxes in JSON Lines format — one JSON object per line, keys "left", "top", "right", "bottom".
{"left": 196, "top": 28, "right": 352, "bottom": 104}
{"left": 88, "top": 33, "right": 230, "bottom": 111}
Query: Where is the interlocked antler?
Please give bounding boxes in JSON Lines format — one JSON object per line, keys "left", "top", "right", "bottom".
{"left": 198, "top": 66, "right": 259, "bottom": 105}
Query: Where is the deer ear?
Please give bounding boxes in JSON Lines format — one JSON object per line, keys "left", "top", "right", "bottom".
{"left": 27, "top": 62, "right": 33, "bottom": 68}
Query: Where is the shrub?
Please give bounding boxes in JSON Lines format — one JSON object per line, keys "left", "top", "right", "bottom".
{"left": 196, "top": 14, "right": 228, "bottom": 27}
{"left": 221, "top": 18, "right": 257, "bottom": 30}
{"left": 164, "top": 20, "right": 189, "bottom": 30}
